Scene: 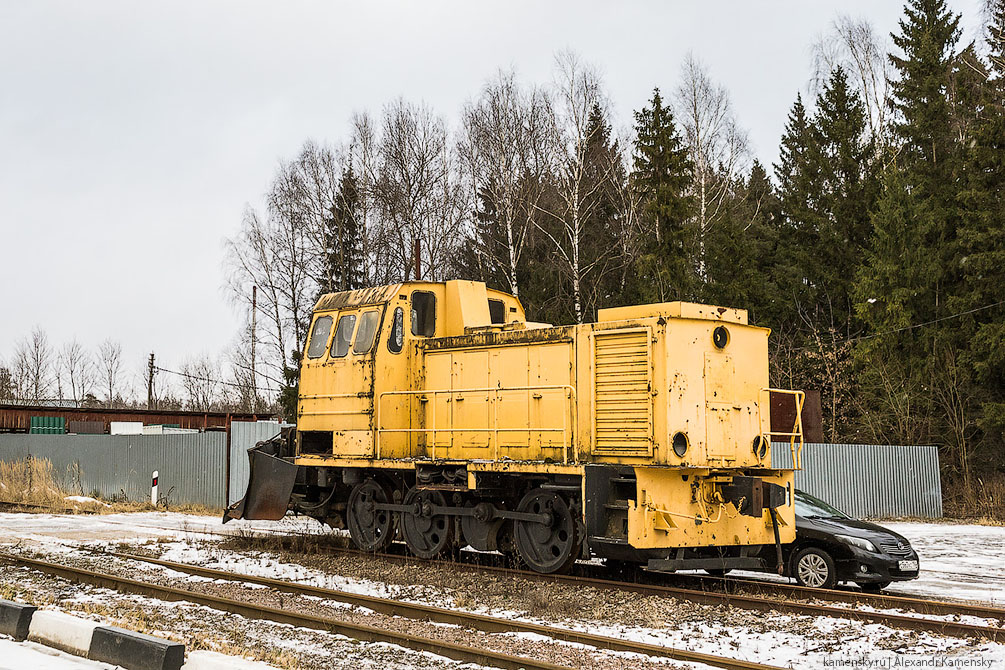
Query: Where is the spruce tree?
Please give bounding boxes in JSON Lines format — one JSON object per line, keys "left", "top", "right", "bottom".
{"left": 630, "top": 88, "right": 694, "bottom": 302}
{"left": 889, "top": 0, "right": 961, "bottom": 187}
{"left": 772, "top": 94, "right": 818, "bottom": 320}
{"left": 326, "top": 166, "right": 365, "bottom": 293}
{"left": 703, "top": 162, "right": 780, "bottom": 324}
{"left": 810, "top": 67, "right": 879, "bottom": 331}
{"left": 580, "top": 103, "right": 624, "bottom": 319}
{"left": 956, "top": 3, "right": 1005, "bottom": 448}
{"left": 859, "top": 0, "right": 963, "bottom": 338}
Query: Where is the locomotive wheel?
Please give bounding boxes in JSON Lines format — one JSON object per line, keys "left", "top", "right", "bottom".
{"left": 514, "top": 489, "right": 580, "bottom": 574}
{"left": 347, "top": 480, "right": 395, "bottom": 552}
{"left": 401, "top": 488, "right": 453, "bottom": 559}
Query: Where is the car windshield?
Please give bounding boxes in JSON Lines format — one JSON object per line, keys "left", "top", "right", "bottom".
{"left": 795, "top": 490, "right": 851, "bottom": 519}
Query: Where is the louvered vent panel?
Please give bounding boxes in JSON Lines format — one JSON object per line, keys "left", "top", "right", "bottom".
{"left": 593, "top": 329, "right": 653, "bottom": 456}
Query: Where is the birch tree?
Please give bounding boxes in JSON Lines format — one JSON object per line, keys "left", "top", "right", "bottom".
{"left": 811, "top": 15, "right": 893, "bottom": 147}
{"left": 460, "top": 70, "right": 553, "bottom": 296}
{"left": 674, "top": 53, "right": 750, "bottom": 281}
{"left": 97, "top": 339, "right": 123, "bottom": 408}
{"left": 536, "top": 51, "right": 620, "bottom": 323}
{"left": 371, "top": 99, "right": 466, "bottom": 282}
{"left": 13, "top": 327, "right": 55, "bottom": 404}
{"left": 58, "top": 340, "right": 95, "bottom": 405}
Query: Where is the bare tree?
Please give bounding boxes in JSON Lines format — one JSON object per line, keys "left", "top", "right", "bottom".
{"left": 225, "top": 204, "right": 314, "bottom": 391}
{"left": 180, "top": 355, "right": 225, "bottom": 412}
{"left": 268, "top": 141, "right": 344, "bottom": 293}
{"left": 97, "top": 339, "right": 123, "bottom": 408}
{"left": 368, "top": 99, "right": 466, "bottom": 282}
{"left": 674, "top": 53, "right": 750, "bottom": 280}
{"left": 534, "top": 51, "right": 621, "bottom": 323}
{"left": 811, "top": 15, "right": 893, "bottom": 146}
{"left": 13, "top": 327, "right": 56, "bottom": 404}
{"left": 58, "top": 340, "right": 95, "bottom": 406}
{"left": 0, "top": 364, "right": 14, "bottom": 402}
{"left": 460, "top": 70, "right": 553, "bottom": 296}
{"left": 184, "top": 355, "right": 223, "bottom": 411}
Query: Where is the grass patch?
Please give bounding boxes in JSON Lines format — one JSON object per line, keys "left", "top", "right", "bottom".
{"left": 0, "top": 456, "right": 221, "bottom": 516}
{"left": 943, "top": 473, "right": 1005, "bottom": 524}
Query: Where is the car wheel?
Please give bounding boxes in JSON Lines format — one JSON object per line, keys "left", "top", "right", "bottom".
{"left": 793, "top": 547, "right": 837, "bottom": 589}
{"left": 858, "top": 581, "right": 891, "bottom": 593}
{"left": 705, "top": 568, "right": 732, "bottom": 577}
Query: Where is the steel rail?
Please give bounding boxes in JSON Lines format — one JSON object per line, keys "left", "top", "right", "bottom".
{"left": 1, "top": 551, "right": 784, "bottom": 670}
{"left": 224, "top": 530, "right": 1005, "bottom": 628}
{"left": 0, "top": 552, "right": 568, "bottom": 670}
{"left": 105, "top": 550, "right": 783, "bottom": 670}
{"left": 695, "top": 574, "right": 1005, "bottom": 620}
{"left": 103, "top": 545, "right": 1003, "bottom": 643}
{"left": 4, "top": 505, "right": 1002, "bottom": 629}
{"left": 241, "top": 540, "right": 1004, "bottom": 640}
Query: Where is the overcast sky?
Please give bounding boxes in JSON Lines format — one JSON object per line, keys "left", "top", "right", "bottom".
{"left": 0, "top": 0, "right": 985, "bottom": 396}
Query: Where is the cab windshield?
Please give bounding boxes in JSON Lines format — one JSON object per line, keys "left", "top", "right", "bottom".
{"left": 795, "top": 490, "right": 850, "bottom": 519}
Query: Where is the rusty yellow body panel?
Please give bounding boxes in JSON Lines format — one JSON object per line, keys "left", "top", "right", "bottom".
{"left": 291, "top": 279, "right": 802, "bottom": 555}
{"left": 628, "top": 467, "right": 795, "bottom": 548}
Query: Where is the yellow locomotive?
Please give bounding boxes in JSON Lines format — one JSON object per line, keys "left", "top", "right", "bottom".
{"left": 227, "top": 280, "right": 804, "bottom": 574}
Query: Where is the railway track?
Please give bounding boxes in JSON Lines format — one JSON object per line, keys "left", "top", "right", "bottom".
{"left": 102, "top": 546, "right": 1004, "bottom": 643}
{"left": 208, "top": 526, "right": 1005, "bottom": 631}
{"left": 6, "top": 505, "right": 1004, "bottom": 636}
{"left": 0, "top": 551, "right": 783, "bottom": 670}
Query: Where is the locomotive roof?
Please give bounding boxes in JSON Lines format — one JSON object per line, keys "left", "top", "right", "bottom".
{"left": 312, "top": 281, "right": 516, "bottom": 313}
{"left": 313, "top": 284, "right": 405, "bottom": 312}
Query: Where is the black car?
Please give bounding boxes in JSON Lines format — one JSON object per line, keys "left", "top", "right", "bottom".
{"left": 773, "top": 489, "right": 921, "bottom": 591}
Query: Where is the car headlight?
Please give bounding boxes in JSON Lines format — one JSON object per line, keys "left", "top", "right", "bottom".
{"left": 835, "top": 534, "right": 877, "bottom": 552}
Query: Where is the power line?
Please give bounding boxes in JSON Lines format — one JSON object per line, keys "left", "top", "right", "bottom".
{"left": 153, "top": 365, "right": 278, "bottom": 394}
{"left": 852, "top": 299, "right": 1005, "bottom": 344}
{"left": 789, "top": 299, "right": 1005, "bottom": 351}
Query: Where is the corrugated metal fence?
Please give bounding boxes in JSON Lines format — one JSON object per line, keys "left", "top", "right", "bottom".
{"left": 772, "top": 442, "right": 942, "bottom": 518}
{"left": 0, "top": 421, "right": 286, "bottom": 508}
{"left": 0, "top": 432, "right": 226, "bottom": 506}
{"left": 228, "top": 421, "right": 293, "bottom": 506}
{"left": 0, "top": 430, "right": 943, "bottom": 517}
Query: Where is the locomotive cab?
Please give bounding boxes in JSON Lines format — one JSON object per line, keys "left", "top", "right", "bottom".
{"left": 227, "top": 279, "right": 803, "bottom": 576}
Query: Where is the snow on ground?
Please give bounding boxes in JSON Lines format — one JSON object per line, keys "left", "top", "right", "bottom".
{"left": 881, "top": 521, "right": 1005, "bottom": 605}
{"left": 0, "top": 638, "right": 116, "bottom": 670}
{"left": 0, "top": 511, "right": 325, "bottom": 550}
{"left": 4, "top": 512, "right": 1005, "bottom": 607}
{"left": 62, "top": 496, "right": 109, "bottom": 507}
{"left": 3, "top": 511, "right": 1005, "bottom": 669}
{"left": 4, "top": 511, "right": 1005, "bottom": 608}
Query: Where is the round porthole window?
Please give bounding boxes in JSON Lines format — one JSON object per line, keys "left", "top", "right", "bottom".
{"left": 672, "top": 432, "right": 689, "bottom": 458}
{"left": 712, "top": 325, "right": 729, "bottom": 349}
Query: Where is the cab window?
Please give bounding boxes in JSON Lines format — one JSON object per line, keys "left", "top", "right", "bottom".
{"left": 353, "top": 310, "right": 380, "bottom": 354}
{"left": 330, "top": 314, "right": 356, "bottom": 358}
{"left": 488, "top": 299, "right": 505, "bottom": 324}
{"left": 411, "top": 291, "right": 436, "bottom": 337}
{"left": 306, "top": 316, "right": 333, "bottom": 359}
{"left": 387, "top": 307, "right": 404, "bottom": 354}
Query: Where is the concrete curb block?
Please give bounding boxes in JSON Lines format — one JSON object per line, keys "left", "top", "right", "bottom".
{"left": 25, "top": 608, "right": 184, "bottom": 670}
{"left": 90, "top": 624, "right": 185, "bottom": 670}
{"left": 181, "top": 650, "right": 280, "bottom": 669}
{"left": 0, "top": 599, "right": 37, "bottom": 641}
{"left": 27, "top": 609, "right": 99, "bottom": 655}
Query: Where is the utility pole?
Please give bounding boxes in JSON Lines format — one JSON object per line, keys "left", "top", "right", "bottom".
{"left": 250, "top": 285, "right": 257, "bottom": 413}
{"left": 147, "top": 353, "right": 155, "bottom": 410}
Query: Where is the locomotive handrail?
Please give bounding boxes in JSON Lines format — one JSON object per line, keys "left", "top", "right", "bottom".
{"left": 376, "top": 385, "right": 578, "bottom": 463}
{"left": 758, "top": 388, "right": 805, "bottom": 470}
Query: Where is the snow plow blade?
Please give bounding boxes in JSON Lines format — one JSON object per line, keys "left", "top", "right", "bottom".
{"left": 223, "top": 439, "right": 298, "bottom": 523}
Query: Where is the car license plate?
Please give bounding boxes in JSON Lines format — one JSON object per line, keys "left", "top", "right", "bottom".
{"left": 899, "top": 559, "right": 919, "bottom": 571}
